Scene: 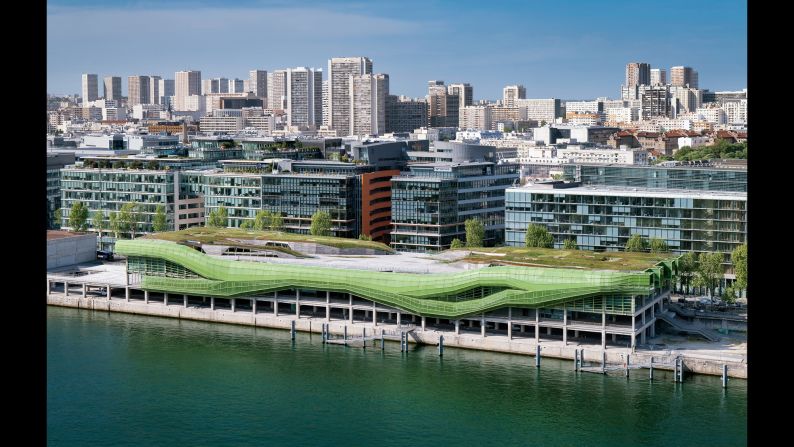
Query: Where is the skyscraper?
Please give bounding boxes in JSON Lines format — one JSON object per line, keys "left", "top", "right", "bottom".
{"left": 127, "top": 75, "right": 151, "bottom": 106}
{"left": 427, "top": 80, "right": 459, "bottom": 128}
{"left": 267, "top": 70, "right": 287, "bottom": 110}
{"left": 159, "top": 79, "right": 175, "bottom": 106}
{"left": 285, "top": 67, "right": 323, "bottom": 129}
{"left": 82, "top": 74, "right": 98, "bottom": 106}
{"left": 228, "top": 78, "right": 245, "bottom": 94}
{"left": 650, "top": 69, "right": 667, "bottom": 86}
{"left": 448, "top": 83, "right": 473, "bottom": 109}
{"left": 148, "top": 75, "right": 162, "bottom": 105}
{"left": 350, "top": 73, "right": 388, "bottom": 136}
{"left": 328, "top": 57, "right": 372, "bottom": 135}
{"left": 175, "top": 70, "right": 201, "bottom": 110}
{"left": 670, "top": 66, "right": 699, "bottom": 89}
{"left": 248, "top": 70, "right": 267, "bottom": 98}
{"left": 625, "top": 62, "right": 651, "bottom": 87}
{"left": 103, "top": 76, "right": 121, "bottom": 101}
{"left": 503, "top": 85, "right": 526, "bottom": 107}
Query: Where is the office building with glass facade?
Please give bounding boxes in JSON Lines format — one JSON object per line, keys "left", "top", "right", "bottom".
{"left": 570, "top": 163, "right": 747, "bottom": 192}
{"left": 391, "top": 162, "right": 520, "bottom": 252}
{"left": 504, "top": 182, "right": 746, "bottom": 269}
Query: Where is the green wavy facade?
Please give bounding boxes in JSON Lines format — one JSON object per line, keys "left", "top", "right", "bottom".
{"left": 116, "top": 239, "right": 678, "bottom": 319}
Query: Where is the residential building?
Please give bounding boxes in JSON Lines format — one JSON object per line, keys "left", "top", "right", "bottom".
{"left": 103, "top": 76, "right": 121, "bottom": 101}
{"left": 249, "top": 70, "right": 267, "bottom": 98}
{"left": 159, "top": 79, "right": 175, "bottom": 105}
{"left": 128, "top": 75, "right": 151, "bottom": 106}
{"left": 503, "top": 85, "right": 526, "bottom": 108}
{"left": 82, "top": 74, "right": 98, "bottom": 106}
{"left": 694, "top": 107, "right": 728, "bottom": 125}
{"left": 515, "top": 98, "right": 563, "bottom": 123}
{"left": 391, "top": 162, "right": 520, "bottom": 252}
{"left": 640, "top": 85, "right": 671, "bottom": 119}
{"left": 149, "top": 75, "right": 162, "bottom": 105}
{"left": 328, "top": 56, "right": 373, "bottom": 135}
{"left": 670, "top": 66, "right": 699, "bottom": 89}
{"left": 650, "top": 68, "right": 667, "bottom": 86}
{"left": 175, "top": 70, "right": 202, "bottom": 111}
{"left": 427, "top": 80, "right": 459, "bottom": 128}
{"left": 286, "top": 67, "right": 323, "bottom": 130}
{"left": 447, "top": 83, "right": 473, "bottom": 110}
{"left": 267, "top": 70, "right": 288, "bottom": 110}
{"left": 459, "top": 105, "right": 492, "bottom": 130}
{"left": 47, "top": 153, "right": 75, "bottom": 228}
{"left": 228, "top": 78, "right": 245, "bottom": 94}
{"left": 625, "top": 62, "right": 651, "bottom": 87}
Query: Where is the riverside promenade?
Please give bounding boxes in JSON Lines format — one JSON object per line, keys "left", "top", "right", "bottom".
{"left": 46, "top": 262, "right": 747, "bottom": 380}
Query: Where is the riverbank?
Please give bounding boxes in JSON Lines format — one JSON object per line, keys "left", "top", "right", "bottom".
{"left": 47, "top": 293, "right": 747, "bottom": 379}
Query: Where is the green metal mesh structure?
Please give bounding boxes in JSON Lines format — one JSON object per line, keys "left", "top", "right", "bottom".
{"left": 116, "top": 239, "right": 679, "bottom": 319}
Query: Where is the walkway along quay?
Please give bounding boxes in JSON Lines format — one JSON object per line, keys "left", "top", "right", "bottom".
{"left": 46, "top": 242, "right": 747, "bottom": 381}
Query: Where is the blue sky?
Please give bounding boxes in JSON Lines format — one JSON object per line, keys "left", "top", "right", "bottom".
{"left": 47, "top": 0, "right": 747, "bottom": 99}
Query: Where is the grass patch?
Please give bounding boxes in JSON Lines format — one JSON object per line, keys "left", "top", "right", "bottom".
{"left": 448, "top": 246, "right": 673, "bottom": 271}
{"left": 142, "top": 227, "right": 395, "bottom": 254}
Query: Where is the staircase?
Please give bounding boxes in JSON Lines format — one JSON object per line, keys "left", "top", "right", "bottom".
{"left": 656, "top": 311, "right": 721, "bottom": 342}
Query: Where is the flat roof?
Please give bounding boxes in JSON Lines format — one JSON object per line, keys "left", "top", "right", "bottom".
{"left": 509, "top": 184, "right": 747, "bottom": 200}
{"left": 47, "top": 230, "right": 93, "bottom": 240}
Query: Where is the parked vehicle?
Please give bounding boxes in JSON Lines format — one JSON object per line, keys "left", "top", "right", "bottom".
{"left": 97, "top": 250, "right": 114, "bottom": 261}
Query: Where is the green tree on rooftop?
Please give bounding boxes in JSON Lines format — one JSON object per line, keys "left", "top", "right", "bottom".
{"left": 450, "top": 238, "right": 464, "bottom": 249}
{"left": 563, "top": 239, "right": 578, "bottom": 250}
{"left": 625, "top": 234, "right": 648, "bottom": 252}
{"left": 207, "top": 207, "right": 228, "bottom": 228}
{"left": 649, "top": 237, "right": 670, "bottom": 253}
{"left": 270, "top": 211, "right": 284, "bottom": 231}
{"left": 310, "top": 210, "right": 332, "bottom": 236}
{"left": 465, "top": 218, "right": 485, "bottom": 247}
{"left": 525, "top": 223, "right": 553, "bottom": 248}
{"left": 152, "top": 205, "right": 167, "bottom": 232}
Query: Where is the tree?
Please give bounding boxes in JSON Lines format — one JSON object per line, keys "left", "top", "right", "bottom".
{"left": 108, "top": 211, "right": 120, "bottom": 238}
{"left": 525, "top": 224, "right": 553, "bottom": 248}
{"left": 118, "top": 202, "right": 139, "bottom": 238}
{"left": 254, "top": 210, "right": 271, "bottom": 231}
{"left": 677, "top": 252, "right": 697, "bottom": 295}
{"left": 207, "top": 207, "right": 228, "bottom": 228}
{"left": 649, "top": 237, "right": 670, "bottom": 253}
{"left": 563, "top": 239, "right": 578, "bottom": 250}
{"left": 152, "top": 205, "right": 167, "bottom": 232}
{"left": 464, "top": 218, "right": 485, "bottom": 247}
{"left": 53, "top": 208, "right": 63, "bottom": 229}
{"left": 240, "top": 220, "right": 254, "bottom": 229}
{"left": 92, "top": 211, "right": 107, "bottom": 239}
{"left": 625, "top": 234, "right": 648, "bottom": 252}
{"left": 731, "top": 244, "right": 748, "bottom": 292}
{"left": 310, "top": 210, "right": 332, "bottom": 236}
{"left": 68, "top": 202, "right": 89, "bottom": 232}
{"left": 358, "top": 234, "right": 372, "bottom": 241}
{"left": 694, "top": 252, "right": 725, "bottom": 303}
{"left": 450, "top": 238, "right": 464, "bottom": 249}
{"left": 270, "top": 211, "right": 284, "bottom": 231}
{"left": 722, "top": 285, "right": 737, "bottom": 304}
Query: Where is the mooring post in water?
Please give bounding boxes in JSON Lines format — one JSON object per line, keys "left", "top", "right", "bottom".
{"left": 574, "top": 349, "right": 579, "bottom": 371}
{"left": 381, "top": 331, "right": 385, "bottom": 350}
{"left": 625, "top": 354, "right": 630, "bottom": 378}
{"left": 602, "top": 351, "right": 607, "bottom": 374}
{"left": 535, "top": 344, "right": 541, "bottom": 368}
{"left": 344, "top": 325, "right": 348, "bottom": 346}
{"left": 722, "top": 364, "right": 728, "bottom": 388}
{"left": 362, "top": 327, "right": 367, "bottom": 349}
{"left": 649, "top": 357, "right": 654, "bottom": 381}
{"left": 291, "top": 320, "right": 296, "bottom": 340}
{"left": 438, "top": 335, "right": 444, "bottom": 357}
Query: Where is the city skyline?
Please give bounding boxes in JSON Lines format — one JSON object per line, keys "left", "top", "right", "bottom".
{"left": 47, "top": 0, "right": 747, "bottom": 99}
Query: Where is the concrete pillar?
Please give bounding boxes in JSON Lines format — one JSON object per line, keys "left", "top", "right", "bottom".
{"left": 507, "top": 307, "right": 512, "bottom": 340}
{"left": 535, "top": 308, "right": 540, "bottom": 341}
{"left": 274, "top": 291, "right": 278, "bottom": 316}
{"left": 602, "top": 331, "right": 606, "bottom": 349}
{"left": 642, "top": 310, "right": 646, "bottom": 326}
{"left": 64, "top": 282, "right": 69, "bottom": 296}
{"left": 210, "top": 297, "right": 215, "bottom": 310}
{"left": 631, "top": 332, "right": 636, "bottom": 352}
{"left": 650, "top": 323, "right": 656, "bottom": 337}
{"left": 144, "top": 290, "right": 149, "bottom": 304}
{"left": 295, "top": 290, "right": 300, "bottom": 317}
{"left": 481, "top": 315, "right": 486, "bottom": 338}
{"left": 106, "top": 285, "right": 112, "bottom": 300}
{"left": 252, "top": 298, "right": 257, "bottom": 314}
{"left": 632, "top": 314, "right": 636, "bottom": 332}
{"left": 125, "top": 287, "right": 130, "bottom": 302}
{"left": 373, "top": 302, "right": 377, "bottom": 326}
{"left": 455, "top": 319, "right": 460, "bottom": 335}
{"left": 547, "top": 327, "right": 552, "bottom": 335}
{"left": 469, "top": 320, "right": 474, "bottom": 328}
{"left": 231, "top": 298, "right": 236, "bottom": 313}
{"left": 47, "top": 280, "right": 51, "bottom": 296}
{"left": 326, "top": 292, "right": 331, "bottom": 321}
{"left": 82, "top": 284, "right": 87, "bottom": 298}
{"left": 563, "top": 328, "right": 567, "bottom": 345}
{"left": 612, "top": 333, "right": 616, "bottom": 342}
{"left": 421, "top": 316, "right": 426, "bottom": 331}
{"left": 164, "top": 293, "right": 169, "bottom": 306}
{"left": 641, "top": 331, "right": 646, "bottom": 345}
{"left": 184, "top": 295, "right": 188, "bottom": 308}
{"left": 574, "top": 330, "right": 579, "bottom": 338}
{"left": 397, "top": 312, "right": 401, "bottom": 326}
{"left": 349, "top": 294, "right": 354, "bottom": 324}
{"left": 562, "top": 305, "right": 567, "bottom": 345}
